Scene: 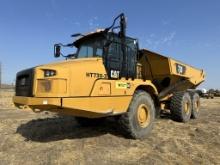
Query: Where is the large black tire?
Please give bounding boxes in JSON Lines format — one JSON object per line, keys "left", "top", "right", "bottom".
{"left": 118, "top": 90, "right": 155, "bottom": 139}
{"left": 170, "top": 92, "right": 192, "bottom": 122}
{"left": 75, "top": 117, "right": 106, "bottom": 127}
{"left": 191, "top": 92, "right": 200, "bottom": 119}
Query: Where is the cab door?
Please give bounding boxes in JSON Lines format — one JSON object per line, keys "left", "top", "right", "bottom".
{"left": 103, "top": 36, "right": 137, "bottom": 80}
{"left": 104, "top": 41, "right": 123, "bottom": 79}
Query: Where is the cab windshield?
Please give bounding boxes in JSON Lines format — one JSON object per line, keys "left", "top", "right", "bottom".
{"left": 76, "top": 37, "right": 105, "bottom": 58}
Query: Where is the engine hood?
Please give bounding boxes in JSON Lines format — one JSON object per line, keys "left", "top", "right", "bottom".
{"left": 33, "top": 57, "right": 107, "bottom": 97}
{"left": 37, "top": 57, "right": 103, "bottom": 69}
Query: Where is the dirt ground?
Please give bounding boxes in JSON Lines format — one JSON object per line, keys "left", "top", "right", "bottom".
{"left": 0, "top": 89, "right": 219, "bottom": 165}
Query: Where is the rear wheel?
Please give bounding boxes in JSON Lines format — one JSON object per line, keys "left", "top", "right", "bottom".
{"left": 119, "top": 90, "right": 155, "bottom": 139}
{"left": 191, "top": 92, "right": 200, "bottom": 119}
{"left": 170, "top": 92, "right": 192, "bottom": 122}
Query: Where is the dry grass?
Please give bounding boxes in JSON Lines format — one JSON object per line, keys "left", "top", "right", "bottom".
{"left": 0, "top": 89, "right": 15, "bottom": 108}
{"left": 0, "top": 91, "right": 219, "bottom": 164}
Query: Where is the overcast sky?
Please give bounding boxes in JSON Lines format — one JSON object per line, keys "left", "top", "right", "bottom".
{"left": 0, "top": 0, "right": 220, "bottom": 89}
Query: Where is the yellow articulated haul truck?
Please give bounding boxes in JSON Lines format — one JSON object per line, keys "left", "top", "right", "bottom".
{"left": 13, "top": 13, "right": 205, "bottom": 139}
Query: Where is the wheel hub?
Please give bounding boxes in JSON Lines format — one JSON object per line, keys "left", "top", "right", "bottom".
{"left": 137, "top": 104, "right": 150, "bottom": 128}
{"left": 184, "top": 101, "right": 190, "bottom": 114}
{"left": 195, "top": 100, "right": 200, "bottom": 112}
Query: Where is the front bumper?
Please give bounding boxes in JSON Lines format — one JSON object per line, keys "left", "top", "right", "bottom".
{"left": 13, "top": 96, "right": 61, "bottom": 107}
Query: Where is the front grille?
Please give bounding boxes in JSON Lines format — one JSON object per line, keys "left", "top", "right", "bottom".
{"left": 37, "top": 79, "right": 52, "bottom": 93}
{"left": 36, "top": 79, "right": 67, "bottom": 94}
{"left": 15, "top": 68, "right": 34, "bottom": 97}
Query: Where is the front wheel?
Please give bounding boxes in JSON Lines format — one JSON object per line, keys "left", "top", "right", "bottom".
{"left": 119, "top": 90, "right": 155, "bottom": 139}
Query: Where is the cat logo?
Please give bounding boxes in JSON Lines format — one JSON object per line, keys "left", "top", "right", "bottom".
{"left": 111, "top": 70, "right": 120, "bottom": 78}
{"left": 176, "top": 63, "right": 186, "bottom": 75}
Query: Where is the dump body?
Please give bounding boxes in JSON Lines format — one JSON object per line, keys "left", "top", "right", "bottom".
{"left": 138, "top": 49, "right": 205, "bottom": 99}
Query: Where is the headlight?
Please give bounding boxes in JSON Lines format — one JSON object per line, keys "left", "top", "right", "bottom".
{"left": 44, "top": 70, "right": 56, "bottom": 77}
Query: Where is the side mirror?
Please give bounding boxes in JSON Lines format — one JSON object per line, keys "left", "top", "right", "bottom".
{"left": 54, "top": 44, "right": 61, "bottom": 58}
